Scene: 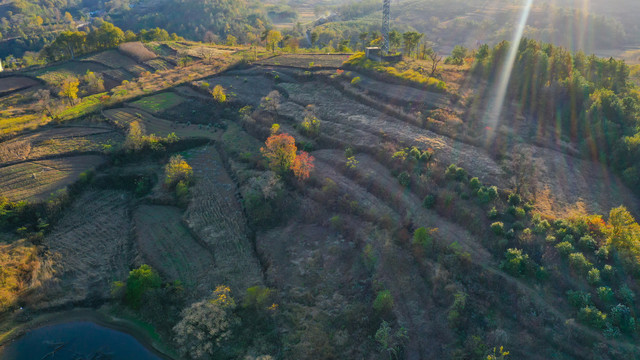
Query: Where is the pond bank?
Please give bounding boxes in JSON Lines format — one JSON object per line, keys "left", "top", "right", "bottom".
{"left": 0, "top": 307, "right": 178, "bottom": 360}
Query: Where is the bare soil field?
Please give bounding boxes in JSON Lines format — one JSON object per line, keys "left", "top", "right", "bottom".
{"left": 204, "top": 74, "right": 276, "bottom": 106}
{"left": 103, "top": 107, "right": 218, "bottom": 139}
{"left": 0, "top": 76, "right": 40, "bottom": 94}
{"left": 183, "top": 146, "right": 263, "bottom": 293}
{"left": 0, "top": 126, "right": 122, "bottom": 164}
{"left": 38, "top": 191, "right": 132, "bottom": 308}
{"left": 256, "top": 54, "right": 350, "bottom": 68}
{"left": 133, "top": 205, "right": 217, "bottom": 298}
{"left": 0, "top": 155, "right": 106, "bottom": 202}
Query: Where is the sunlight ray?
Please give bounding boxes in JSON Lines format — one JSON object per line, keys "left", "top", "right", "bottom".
{"left": 484, "top": 0, "right": 534, "bottom": 146}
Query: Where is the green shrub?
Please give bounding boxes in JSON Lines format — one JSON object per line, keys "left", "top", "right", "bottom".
{"left": 413, "top": 227, "right": 432, "bottom": 248}
{"left": 125, "top": 264, "right": 161, "bottom": 309}
{"left": 512, "top": 221, "right": 524, "bottom": 231}
{"left": 469, "top": 177, "right": 481, "bottom": 190}
{"left": 243, "top": 286, "right": 274, "bottom": 310}
{"left": 373, "top": 289, "right": 394, "bottom": 314}
{"left": 567, "top": 290, "right": 592, "bottom": 308}
{"left": 555, "top": 241, "right": 575, "bottom": 257}
{"left": 609, "top": 304, "right": 636, "bottom": 334}
{"left": 587, "top": 268, "right": 601, "bottom": 285}
{"left": 533, "top": 219, "right": 551, "bottom": 234}
{"left": 545, "top": 235, "right": 557, "bottom": 243}
{"left": 597, "top": 286, "right": 615, "bottom": 304}
{"left": 602, "top": 264, "right": 615, "bottom": 281}
{"left": 423, "top": 195, "right": 436, "bottom": 209}
{"left": 562, "top": 234, "right": 575, "bottom": 244}
{"left": 397, "top": 171, "right": 411, "bottom": 187}
{"left": 568, "top": 252, "right": 592, "bottom": 273}
{"left": 351, "top": 76, "right": 361, "bottom": 85}
{"left": 500, "top": 248, "right": 529, "bottom": 277}
{"left": 508, "top": 193, "right": 521, "bottom": 206}
{"left": 445, "top": 164, "right": 458, "bottom": 179}
{"left": 595, "top": 246, "right": 610, "bottom": 260}
{"left": 455, "top": 167, "right": 467, "bottom": 182}
{"left": 486, "top": 186, "right": 498, "bottom": 201}
{"left": 514, "top": 207, "right": 526, "bottom": 219}
{"left": 579, "top": 235, "right": 597, "bottom": 250}
{"left": 175, "top": 180, "right": 189, "bottom": 201}
{"left": 491, "top": 222, "right": 505, "bottom": 236}
{"left": 618, "top": 285, "right": 635, "bottom": 306}
{"left": 488, "top": 207, "right": 498, "bottom": 219}
{"left": 578, "top": 306, "right": 607, "bottom": 329}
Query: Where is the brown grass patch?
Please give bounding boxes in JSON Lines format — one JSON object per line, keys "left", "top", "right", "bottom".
{"left": 118, "top": 42, "right": 157, "bottom": 62}
{"left": 0, "top": 240, "right": 38, "bottom": 311}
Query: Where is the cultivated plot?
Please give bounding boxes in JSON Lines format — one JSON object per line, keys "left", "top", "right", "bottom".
{"left": 41, "top": 191, "right": 132, "bottom": 307}
{"left": 133, "top": 205, "right": 218, "bottom": 297}
{"left": 0, "top": 155, "right": 106, "bottom": 202}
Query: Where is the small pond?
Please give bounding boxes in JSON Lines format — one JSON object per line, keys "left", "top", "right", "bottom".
{"left": 0, "top": 321, "right": 164, "bottom": 360}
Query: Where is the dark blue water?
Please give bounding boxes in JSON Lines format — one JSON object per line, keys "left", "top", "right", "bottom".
{"left": 0, "top": 321, "right": 163, "bottom": 360}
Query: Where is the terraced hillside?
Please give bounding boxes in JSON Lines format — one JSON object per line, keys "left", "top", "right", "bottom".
{"left": 1, "top": 46, "right": 639, "bottom": 360}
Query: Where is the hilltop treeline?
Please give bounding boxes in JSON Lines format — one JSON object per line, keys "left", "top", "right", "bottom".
{"left": 112, "top": 0, "right": 269, "bottom": 44}
{"left": 472, "top": 38, "right": 640, "bottom": 191}
{"left": 41, "top": 20, "right": 181, "bottom": 62}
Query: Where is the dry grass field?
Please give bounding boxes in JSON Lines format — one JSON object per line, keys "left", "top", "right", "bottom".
{"left": 0, "top": 155, "right": 106, "bottom": 202}
{"left": 133, "top": 205, "right": 218, "bottom": 298}
{"left": 118, "top": 42, "right": 158, "bottom": 62}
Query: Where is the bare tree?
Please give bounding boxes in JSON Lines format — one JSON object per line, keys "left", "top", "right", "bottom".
{"left": 427, "top": 48, "right": 443, "bottom": 78}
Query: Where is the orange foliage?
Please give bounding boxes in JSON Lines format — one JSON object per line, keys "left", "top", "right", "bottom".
{"left": 261, "top": 133, "right": 297, "bottom": 174}
{"left": 292, "top": 151, "right": 315, "bottom": 180}
{"left": 261, "top": 133, "right": 314, "bottom": 180}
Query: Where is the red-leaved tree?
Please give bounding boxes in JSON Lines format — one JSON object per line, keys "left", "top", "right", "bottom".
{"left": 261, "top": 133, "right": 314, "bottom": 180}
{"left": 292, "top": 151, "right": 315, "bottom": 180}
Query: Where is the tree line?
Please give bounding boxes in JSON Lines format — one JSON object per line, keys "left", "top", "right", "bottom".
{"left": 41, "top": 19, "right": 180, "bottom": 62}
{"left": 472, "top": 38, "right": 640, "bottom": 191}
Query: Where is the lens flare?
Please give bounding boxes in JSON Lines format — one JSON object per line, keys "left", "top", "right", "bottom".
{"left": 484, "top": 0, "right": 534, "bottom": 146}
